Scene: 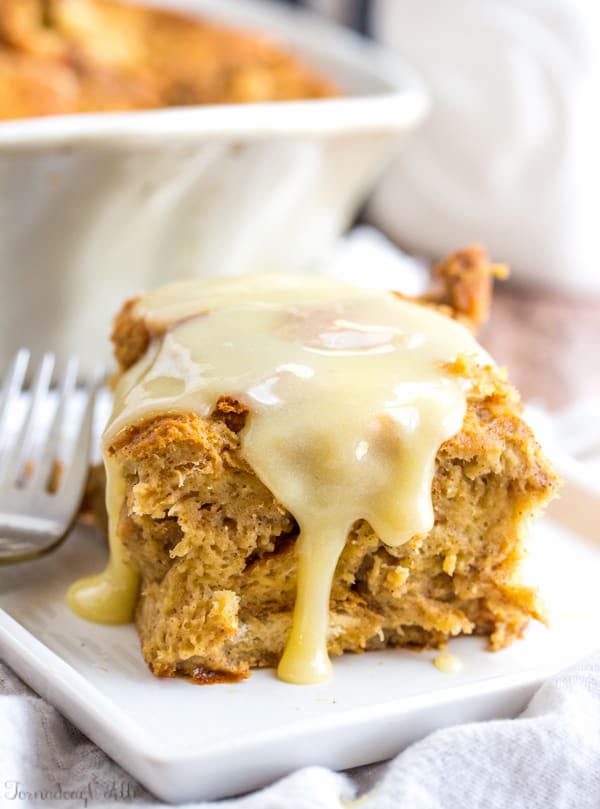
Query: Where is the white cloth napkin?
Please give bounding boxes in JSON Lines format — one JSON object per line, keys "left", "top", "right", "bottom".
{"left": 2, "top": 650, "right": 600, "bottom": 809}
{"left": 364, "top": 0, "right": 600, "bottom": 294}
{"left": 307, "top": 0, "right": 600, "bottom": 292}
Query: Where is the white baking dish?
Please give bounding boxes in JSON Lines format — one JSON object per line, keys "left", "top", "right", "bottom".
{"left": 0, "top": 0, "right": 428, "bottom": 373}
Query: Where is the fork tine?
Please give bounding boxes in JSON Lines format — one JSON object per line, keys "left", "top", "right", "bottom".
{"left": 52, "top": 365, "right": 103, "bottom": 510}
{"left": 30, "top": 356, "right": 79, "bottom": 492}
{"left": 0, "top": 352, "right": 55, "bottom": 486}
{"left": 0, "top": 355, "right": 105, "bottom": 564}
{"left": 0, "top": 349, "right": 30, "bottom": 457}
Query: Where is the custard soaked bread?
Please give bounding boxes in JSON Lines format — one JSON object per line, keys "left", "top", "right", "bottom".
{"left": 69, "top": 249, "right": 559, "bottom": 684}
{"left": 0, "top": 0, "right": 335, "bottom": 120}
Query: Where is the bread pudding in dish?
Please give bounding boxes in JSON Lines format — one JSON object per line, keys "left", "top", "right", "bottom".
{"left": 68, "top": 249, "right": 559, "bottom": 684}
{"left": 0, "top": 0, "right": 336, "bottom": 120}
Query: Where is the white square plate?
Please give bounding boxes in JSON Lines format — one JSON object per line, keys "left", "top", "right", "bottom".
{"left": 0, "top": 474, "right": 598, "bottom": 803}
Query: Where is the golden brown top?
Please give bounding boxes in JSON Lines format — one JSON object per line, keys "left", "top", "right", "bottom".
{"left": 0, "top": 0, "right": 336, "bottom": 121}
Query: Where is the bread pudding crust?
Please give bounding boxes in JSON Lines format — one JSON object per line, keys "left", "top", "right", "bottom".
{"left": 104, "top": 249, "right": 560, "bottom": 684}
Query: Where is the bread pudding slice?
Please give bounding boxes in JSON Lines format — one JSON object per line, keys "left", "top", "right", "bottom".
{"left": 71, "top": 249, "right": 559, "bottom": 684}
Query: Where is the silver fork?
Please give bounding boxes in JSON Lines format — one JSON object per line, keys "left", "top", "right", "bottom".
{"left": 0, "top": 349, "right": 100, "bottom": 564}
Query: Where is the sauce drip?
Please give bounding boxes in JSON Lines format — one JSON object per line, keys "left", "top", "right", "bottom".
{"left": 433, "top": 652, "right": 464, "bottom": 673}
{"left": 68, "top": 274, "right": 488, "bottom": 683}
{"left": 67, "top": 457, "right": 139, "bottom": 623}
